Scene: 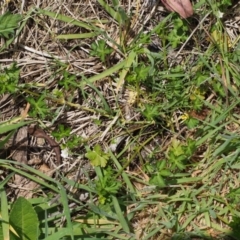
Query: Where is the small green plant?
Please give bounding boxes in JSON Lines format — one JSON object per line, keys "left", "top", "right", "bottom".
{"left": 183, "top": 114, "right": 200, "bottom": 129}
{"left": 158, "top": 65, "right": 190, "bottom": 106}
{"left": 58, "top": 70, "right": 78, "bottom": 90}
{"left": 167, "top": 17, "right": 189, "bottom": 48}
{"left": 148, "top": 160, "right": 172, "bottom": 187}
{"left": 0, "top": 63, "right": 20, "bottom": 94}
{"left": 90, "top": 39, "right": 113, "bottom": 62}
{"left": 26, "top": 93, "right": 51, "bottom": 119}
{"left": 189, "top": 86, "right": 206, "bottom": 111}
{"left": 126, "top": 63, "right": 151, "bottom": 85}
{"left": 145, "top": 138, "right": 196, "bottom": 187}
{"left": 52, "top": 124, "right": 71, "bottom": 140}
{"left": 166, "top": 138, "right": 196, "bottom": 171}
{"left": 86, "top": 145, "right": 121, "bottom": 204}
{"left": 94, "top": 166, "right": 122, "bottom": 204}
{"left": 52, "top": 124, "right": 83, "bottom": 150}
{"left": 153, "top": 16, "right": 190, "bottom": 49}
{"left": 141, "top": 104, "right": 160, "bottom": 122}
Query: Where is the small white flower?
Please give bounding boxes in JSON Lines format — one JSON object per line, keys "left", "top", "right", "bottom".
{"left": 61, "top": 148, "right": 69, "bottom": 158}
{"left": 216, "top": 11, "right": 224, "bottom": 19}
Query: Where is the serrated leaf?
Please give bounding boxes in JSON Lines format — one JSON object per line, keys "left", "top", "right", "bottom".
{"left": 0, "top": 12, "right": 22, "bottom": 39}
{"left": 85, "top": 144, "right": 109, "bottom": 167}
{"left": 9, "top": 197, "right": 39, "bottom": 240}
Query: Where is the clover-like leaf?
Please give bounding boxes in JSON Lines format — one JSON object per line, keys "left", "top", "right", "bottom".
{"left": 85, "top": 144, "right": 109, "bottom": 167}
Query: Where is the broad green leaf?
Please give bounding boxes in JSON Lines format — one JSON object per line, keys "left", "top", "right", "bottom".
{"left": 85, "top": 144, "right": 109, "bottom": 167}
{"left": 0, "top": 12, "right": 22, "bottom": 39}
{"left": 0, "top": 8, "right": 34, "bottom": 51}
{"left": 9, "top": 197, "right": 39, "bottom": 240}
{"left": 160, "top": 169, "right": 172, "bottom": 177}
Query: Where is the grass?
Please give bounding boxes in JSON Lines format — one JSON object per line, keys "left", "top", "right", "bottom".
{"left": 0, "top": 0, "right": 240, "bottom": 239}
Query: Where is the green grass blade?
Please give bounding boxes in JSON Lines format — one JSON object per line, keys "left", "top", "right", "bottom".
{"left": 0, "top": 120, "right": 33, "bottom": 134}
{"left": 58, "top": 184, "right": 74, "bottom": 240}
{"left": 109, "top": 151, "right": 136, "bottom": 198}
{"left": 37, "top": 9, "right": 99, "bottom": 31}
{"left": 79, "top": 58, "right": 128, "bottom": 87}
{"left": 56, "top": 32, "right": 100, "bottom": 39}
{"left": 97, "top": 0, "right": 123, "bottom": 24}
{"left": 0, "top": 161, "right": 59, "bottom": 192}
{"left": 0, "top": 187, "right": 10, "bottom": 240}
{"left": 117, "top": 51, "right": 137, "bottom": 91}
{"left": 111, "top": 196, "right": 130, "bottom": 233}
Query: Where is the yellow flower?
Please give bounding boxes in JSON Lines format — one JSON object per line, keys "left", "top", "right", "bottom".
{"left": 180, "top": 113, "right": 189, "bottom": 121}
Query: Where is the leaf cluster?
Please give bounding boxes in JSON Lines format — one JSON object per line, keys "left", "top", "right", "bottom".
{"left": 0, "top": 12, "right": 22, "bottom": 39}
{"left": 90, "top": 39, "right": 113, "bottom": 63}
{"left": 0, "top": 64, "right": 20, "bottom": 94}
